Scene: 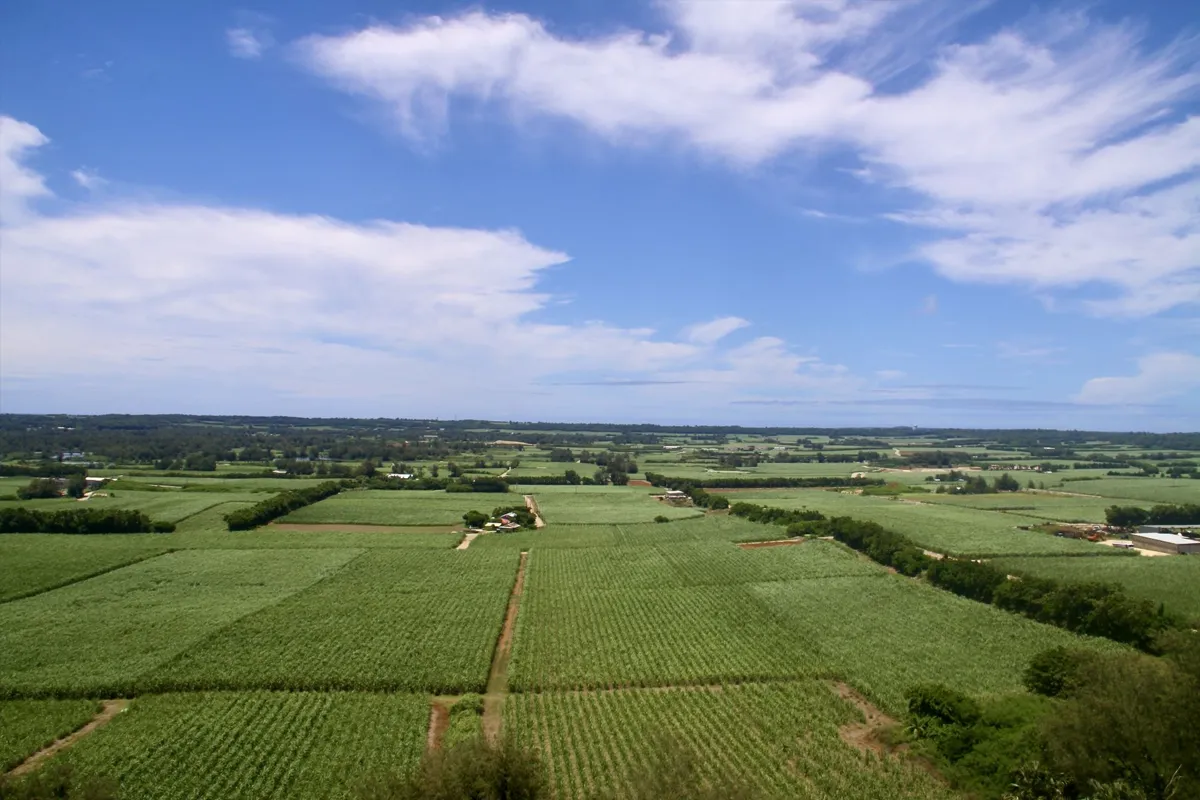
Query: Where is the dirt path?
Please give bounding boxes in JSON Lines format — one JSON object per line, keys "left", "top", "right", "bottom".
{"left": 6, "top": 699, "right": 130, "bottom": 778}
{"left": 268, "top": 523, "right": 458, "bottom": 533}
{"left": 456, "top": 532, "right": 481, "bottom": 550}
{"left": 426, "top": 699, "right": 453, "bottom": 753}
{"left": 483, "top": 551, "right": 529, "bottom": 742}
{"left": 524, "top": 496, "right": 545, "bottom": 528}
{"left": 738, "top": 538, "right": 807, "bottom": 549}
{"left": 829, "top": 682, "right": 897, "bottom": 757}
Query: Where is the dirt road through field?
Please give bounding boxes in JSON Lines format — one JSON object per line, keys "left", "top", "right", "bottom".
{"left": 482, "top": 551, "right": 528, "bottom": 742}
{"left": 6, "top": 699, "right": 130, "bottom": 778}
{"left": 524, "top": 495, "right": 545, "bottom": 528}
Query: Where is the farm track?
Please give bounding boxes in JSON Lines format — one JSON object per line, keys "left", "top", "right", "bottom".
{"left": 426, "top": 698, "right": 455, "bottom": 752}
{"left": 483, "top": 551, "right": 529, "bottom": 742}
{"left": 6, "top": 699, "right": 130, "bottom": 778}
{"left": 1, "top": 550, "right": 173, "bottom": 605}
{"left": 524, "top": 495, "right": 545, "bottom": 528}
{"left": 738, "top": 539, "right": 807, "bottom": 550}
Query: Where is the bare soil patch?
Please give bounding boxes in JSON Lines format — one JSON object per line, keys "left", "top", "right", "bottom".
{"left": 268, "top": 523, "right": 459, "bottom": 533}
{"left": 627, "top": 479, "right": 652, "bottom": 487}
{"left": 456, "top": 532, "right": 481, "bottom": 550}
{"left": 7, "top": 699, "right": 130, "bottom": 778}
{"left": 829, "top": 682, "right": 898, "bottom": 757}
{"left": 426, "top": 699, "right": 452, "bottom": 753}
{"left": 483, "top": 551, "right": 529, "bottom": 742}
{"left": 738, "top": 539, "right": 806, "bottom": 550}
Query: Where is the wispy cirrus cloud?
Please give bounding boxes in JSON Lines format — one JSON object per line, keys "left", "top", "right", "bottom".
{"left": 295, "top": 1, "right": 1200, "bottom": 317}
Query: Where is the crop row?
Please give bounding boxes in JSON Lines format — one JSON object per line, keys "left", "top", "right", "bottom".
{"left": 150, "top": 548, "right": 518, "bottom": 694}
{"left": 57, "top": 691, "right": 428, "bottom": 800}
{"left": 505, "top": 682, "right": 954, "bottom": 800}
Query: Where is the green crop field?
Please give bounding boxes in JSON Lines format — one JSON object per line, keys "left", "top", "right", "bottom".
{"left": 527, "top": 488, "right": 703, "bottom": 523}
{"left": 153, "top": 549, "right": 517, "bottom": 694}
{"left": 0, "top": 535, "right": 167, "bottom": 602}
{"left": 57, "top": 691, "right": 428, "bottom": 800}
{"left": 281, "top": 489, "right": 482, "bottom": 526}
{"left": 992, "top": 555, "right": 1200, "bottom": 624}
{"left": 507, "top": 681, "right": 954, "bottom": 800}
{"left": 722, "top": 490, "right": 1118, "bottom": 557}
{"left": 919, "top": 491, "right": 1145, "bottom": 523}
{"left": 1, "top": 698, "right": 100, "bottom": 771}
{"left": 0, "top": 548, "right": 360, "bottom": 697}
{"left": 749, "top": 575, "right": 1119, "bottom": 713}
{"left": 3, "top": 450, "right": 1191, "bottom": 800}
{"left": 1047, "top": 477, "right": 1200, "bottom": 504}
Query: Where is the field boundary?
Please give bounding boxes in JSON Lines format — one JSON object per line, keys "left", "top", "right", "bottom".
{"left": 5, "top": 699, "right": 130, "bottom": 778}
{"left": 483, "top": 551, "right": 528, "bottom": 742}
{"left": 0, "top": 549, "right": 173, "bottom": 605}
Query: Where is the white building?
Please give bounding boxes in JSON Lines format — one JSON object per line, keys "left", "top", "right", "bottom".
{"left": 1131, "top": 532, "right": 1200, "bottom": 555}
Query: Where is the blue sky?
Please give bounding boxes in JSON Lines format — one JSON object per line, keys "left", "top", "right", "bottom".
{"left": 1, "top": 0, "right": 1198, "bottom": 430}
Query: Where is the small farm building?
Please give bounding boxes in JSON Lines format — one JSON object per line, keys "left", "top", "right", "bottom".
{"left": 1130, "top": 532, "right": 1200, "bottom": 555}
{"left": 664, "top": 490, "right": 688, "bottom": 501}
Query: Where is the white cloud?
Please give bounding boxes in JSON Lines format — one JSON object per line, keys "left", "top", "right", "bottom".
{"left": 0, "top": 117, "right": 853, "bottom": 415}
{"left": 1075, "top": 353, "right": 1200, "bottom": 405}
{"left": 227, "top": 27, "right": 270, "bottom": 59}
{"left": 295, "top": 2, "right": 1200, "bottom": 316}
{"left": 684, "top": 316, "right": 749, "bottom": 344}
{"left": 70, "top": 168, "right": 106, "bottom": 191}
{"left": 0, "top": 116, "right": 50, "bottom": 222}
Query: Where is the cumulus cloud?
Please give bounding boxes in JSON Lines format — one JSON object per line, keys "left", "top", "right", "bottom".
{"left": 70, "top": 168, "right": 106, "bottom": 191}
{"left": 295, "top": 1, "right": 1200, "bottom": 316}
{"left": 0, "top": 117, "right": 852, "bottom": 415}
{"left": 1075, "top": 353, "right": 1200, "bottom": 405}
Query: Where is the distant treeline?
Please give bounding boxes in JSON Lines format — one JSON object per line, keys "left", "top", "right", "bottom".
{"left": 224, "top": 481, "right": 349, "bottom": 531}
{"left": 0, "top": 507, "right": 173, "bottom": 534}
{"left": 728, "top": 502, "right": 1174, "bottom": 651}
{"left": 643, "top": 472, "right": 883, "bottom": 490}
{"left": 0, "top": 463, "right": 88, "bottom": 478}
{"left": 1106, "top": 503, "right": 1200, "bottom": 527}
{"left": 364, "top": 475, "right": 511, "bottom": 492}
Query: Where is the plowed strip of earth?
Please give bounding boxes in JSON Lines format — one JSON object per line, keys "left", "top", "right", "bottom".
{"left": 427, "top": 699, "right": 453, "bottom": 753}
{"left": 738, "top": 539, "right": 806, "bottom": 549}
{"left": 6, "top": 699, "right": 130, "bottom": 778}
{"left": 483, "top": 551, "right": 528, "bottom": 742}
{"left": 268, "top": 523, "right": 459, "bottom": 533}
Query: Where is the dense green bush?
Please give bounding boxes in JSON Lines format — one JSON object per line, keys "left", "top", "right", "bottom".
{"left": 356, "top": 736, "right": 543, "bottom": 800}
{"left": 0, "top": 764, "right": 118, "bottom": 800}
{"left": 0, "top": 507, "right": 169, "bottom": 534}
{"left": 16, "top": 478, "right": 62, "bottom": 500}
{"left": 1023, "top": 647, "right": 1085, "bottom": 697}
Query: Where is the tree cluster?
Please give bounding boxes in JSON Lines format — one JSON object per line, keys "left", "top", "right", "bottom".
{"left": 0, "top": 507, "right": 173, "bottom": 534}
{"left": 224, "top": 480, "right": 348, "bottom": 531}
{"left": 1105, "top": 503, "right": 1200, "bottom": 527}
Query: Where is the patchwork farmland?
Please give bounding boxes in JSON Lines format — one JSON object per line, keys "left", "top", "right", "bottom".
{"left": 1, "top": 417, "right": 1197, "bottom": 798}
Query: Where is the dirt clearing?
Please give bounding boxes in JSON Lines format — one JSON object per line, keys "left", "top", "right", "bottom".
{"left": 627, "top": 479, "right": 652, "bottom": 487}
{"left": 6, "top": 699, "right": 130, "bottom": 778}
{"left": 456, "top": 532, "right": 481, "bottom": 550}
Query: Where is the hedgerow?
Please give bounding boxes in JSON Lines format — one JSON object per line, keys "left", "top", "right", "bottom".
{"left": 224, "top": 480, "right": 348, "bottom": 530}
{"left": 0, "top": 507, "right": 171, "bottom": 534}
